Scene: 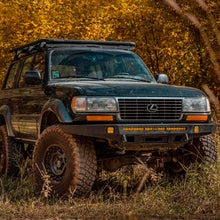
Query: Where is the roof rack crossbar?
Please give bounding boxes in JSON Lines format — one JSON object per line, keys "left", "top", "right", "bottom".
{"left": 11, "top": 39, "right": 135, "bottom": 59}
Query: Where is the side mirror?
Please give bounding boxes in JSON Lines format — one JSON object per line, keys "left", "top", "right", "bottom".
{"left": 156, "top": 74, "right": 169, "bottom": 84}
{"left": 24, "top": 71, "right": 42, "bottom": 85}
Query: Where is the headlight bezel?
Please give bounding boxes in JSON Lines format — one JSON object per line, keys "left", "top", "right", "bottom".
{"left": 183, "top": 96, "right": 211, "bottom": 113}
{"left": 72, "top": 97, "right": 118, "bottom": 112}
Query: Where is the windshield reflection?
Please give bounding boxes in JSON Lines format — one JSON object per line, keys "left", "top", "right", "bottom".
{"left": 50, "top": 50, "right": 155, "bottom": 82}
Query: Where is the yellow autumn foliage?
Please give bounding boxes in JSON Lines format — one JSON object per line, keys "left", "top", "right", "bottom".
{"left": 0, "top": 0, "right": 219, "bottom": 98}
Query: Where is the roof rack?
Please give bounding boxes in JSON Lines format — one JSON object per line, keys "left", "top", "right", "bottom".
{"left": 11, "top": 39, "right": 135, "bottom": 60}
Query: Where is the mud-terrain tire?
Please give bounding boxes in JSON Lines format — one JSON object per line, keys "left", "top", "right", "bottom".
{"left": 0, "top": 126, "right": 19, "bottom": 176}
{"left": 165, "top": 135, "right": 217, "bottom": 174}
{"left": 191, "top": 135, "right": 217, "bottom": 163}
{"left": 33, "top": 125, "right": 97, "bottom": 196}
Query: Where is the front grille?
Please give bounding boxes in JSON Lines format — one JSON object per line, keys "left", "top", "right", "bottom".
{"left": 118, "top": 98, "right": 182, "bottom": 121}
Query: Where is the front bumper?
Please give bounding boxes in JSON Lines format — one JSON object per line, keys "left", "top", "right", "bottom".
{"left": 60, "top": 123, "right": 216, "bottom": 149}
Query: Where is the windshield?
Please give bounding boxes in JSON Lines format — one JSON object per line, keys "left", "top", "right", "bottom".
{"left": 50, "top": 49, "right": 155, "bottom": 82}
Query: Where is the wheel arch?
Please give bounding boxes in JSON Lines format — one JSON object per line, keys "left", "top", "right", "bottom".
{"left": 39, "top": 99, "right": 72, "bottom": 134}
{"left": 40, "top": 111, "right": 59, "bottom": 133}
{"left": 0, "top": 105, "right": 14, "bottom": 136}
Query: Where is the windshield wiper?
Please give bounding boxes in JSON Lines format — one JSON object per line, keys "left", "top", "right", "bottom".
{"left": 106, "top": 76, "right": 151, "bottom": 82}
{"left": 56, "top": 75, "right": 105, "bottom": 81}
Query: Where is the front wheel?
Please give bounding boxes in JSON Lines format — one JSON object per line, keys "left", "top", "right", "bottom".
{"left": 191, "top": 135, "right": 218, "bottom": 164}
{"left": 164, "top": 135, "right": 218, "bottom": 174}
{"left": 33, "top": 125, "right": 97, "bottom": 196}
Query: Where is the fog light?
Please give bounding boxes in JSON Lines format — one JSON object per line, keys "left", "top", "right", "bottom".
{"left": 194, "top": 126, "right": 199, "bottom": 133}
{"left": 107, "top": 127, "right": 114, "bottom": 134}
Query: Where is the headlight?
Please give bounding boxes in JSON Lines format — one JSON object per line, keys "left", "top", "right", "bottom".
{"left": 72, "top": 97, "right": 118, "bottom": 112}
{"left": 183, "top": 96, "right": 210, "bottom": 112}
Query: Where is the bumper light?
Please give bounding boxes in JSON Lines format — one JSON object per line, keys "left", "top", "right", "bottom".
{"left": 123, "top": 127, "right": 186, "bottom": 131}
{"left": 194, "top": 126, "right": 199, "bottom": 133}
{"left": 107, "top": 127, "right": 115, "bottom": 134}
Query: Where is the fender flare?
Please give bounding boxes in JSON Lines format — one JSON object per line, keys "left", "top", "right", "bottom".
{"left": 0, "top": 105, "right": 15, "bottom": 137}
{"left": 40, "top": 99, "right": 72, "bottom": 132}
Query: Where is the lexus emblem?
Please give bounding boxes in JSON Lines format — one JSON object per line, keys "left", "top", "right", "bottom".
{"left": 147, "top": 104, "right": 158, "bottom": 113}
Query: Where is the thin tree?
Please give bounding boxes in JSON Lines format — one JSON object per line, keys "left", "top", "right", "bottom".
{"left": 164, "top": 0, "right": 220, "bottom": 130}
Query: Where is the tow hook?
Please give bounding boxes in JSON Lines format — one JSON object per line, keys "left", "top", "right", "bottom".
{"left": 185, "top": 133, "right": 189, "bottom": 141}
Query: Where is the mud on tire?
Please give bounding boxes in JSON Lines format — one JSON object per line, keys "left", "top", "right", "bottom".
{"left": 0, "top": 126, "right": 19, "bottom": 176}
{"left": 33, "top": 125, "right": 97, "bottom": 196}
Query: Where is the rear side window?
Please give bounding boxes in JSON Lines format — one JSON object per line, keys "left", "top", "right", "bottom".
{"left": 5, "top": 62, "right": 20, "bottom": 89}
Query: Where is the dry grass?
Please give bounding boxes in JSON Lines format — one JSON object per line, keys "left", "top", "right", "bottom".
{"left": 0, "top": 137, "right": 219, "bottom": 219}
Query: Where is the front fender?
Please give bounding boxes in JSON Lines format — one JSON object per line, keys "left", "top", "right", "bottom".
{"left": 40, "top": 99, "right": 72, "bottom": 124}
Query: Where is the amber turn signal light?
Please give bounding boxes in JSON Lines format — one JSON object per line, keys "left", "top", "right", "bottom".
{"left": 86, "top": 115, "right": 114, "bottom": 121}
{"left": 186, "top": 115, "right": 208, "bottom": 121}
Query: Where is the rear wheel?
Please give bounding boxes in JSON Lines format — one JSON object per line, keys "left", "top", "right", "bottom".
{"left": 33, "top": 125, "right": 97, "bottom": 196}
{"left": 0, "top": 126, "right": 19, "bottom": 176}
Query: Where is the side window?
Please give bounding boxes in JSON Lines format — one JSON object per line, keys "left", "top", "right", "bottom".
{"left": 33, "top": 53, "right": 45, "bottom": 79}
{"left": 18, "top": 56, "right": 34, "bottom": 88}
{"left": 5, "top": 62, "right": 20, "bottom": 89}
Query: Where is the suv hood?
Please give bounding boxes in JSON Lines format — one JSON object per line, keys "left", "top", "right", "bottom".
{"left": 50, "top": 80, "right": 205, "bottom": 97}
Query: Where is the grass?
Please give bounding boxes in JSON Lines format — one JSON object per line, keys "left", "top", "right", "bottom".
{"left": 0, "top": 137, "right": 219, "bottom": 219}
